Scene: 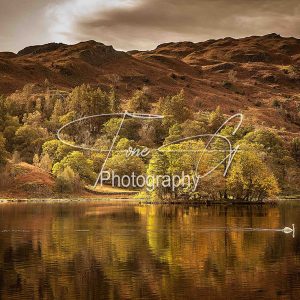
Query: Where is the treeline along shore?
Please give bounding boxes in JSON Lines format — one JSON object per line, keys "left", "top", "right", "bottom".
{"left": 0, "top": 82, "right": 300, "bottom": 202}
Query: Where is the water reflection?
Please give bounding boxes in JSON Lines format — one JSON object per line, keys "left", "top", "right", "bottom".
{"left": 0, "top": 202, "right": 300, "bottom": 299}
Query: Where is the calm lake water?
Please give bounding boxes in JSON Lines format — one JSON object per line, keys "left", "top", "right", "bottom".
{"left": 0, "top": 201, "right": 300, "bottom": 300}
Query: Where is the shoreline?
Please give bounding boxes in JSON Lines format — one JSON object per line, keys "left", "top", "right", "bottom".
{"left": 0, "top": 197, "right": 299, "bottom": 205}
{"left": 0, "top": 197, "right": 139, "bottom": 204}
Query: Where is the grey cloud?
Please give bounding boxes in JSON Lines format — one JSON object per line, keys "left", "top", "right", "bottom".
{"left": 73, "top": 0, "right": 300, "bottom": 50}
{"left": 0, "top": 0, "right": 299, "bottom": 52}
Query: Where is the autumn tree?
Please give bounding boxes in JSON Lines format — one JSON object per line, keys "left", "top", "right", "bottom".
{"left": 91, "top": 153, "right": 106, "bottom": 174}
{"left": 147, "top": 151, "right": 169, "bottom": 199}
{"left": 0, "top": 134, "right": 8, "bottom": 170}
{"left": 0, "top": 95, "right": 20, "bottom": 152}
{"left": 241, "top": 129, "right": 289, "bottom": 185}
{"left": 164, "top": 124, "right": 183, "bottom": 144}
{"left": 127, "top": 90, "right": 151, "bottom": 113}
{"left": 102, "top": 118, "right": 124, "bottom": 139}
{"left": 157, "top": 90, "right": 191, "bottom": 128}
{"left": 109, "top": 88, "right": 121, "bottom": 112}
{"left": 5, "top": 84, "right": 36, "bottom": 118}
{"left": 227, "top": 148, "right": 279, "bottom": 201}
{"left": 0, "top": 95, "right": 7, "bottom": 130}
{"left": 42, "top": 140, "right": 74, "bottom": 164}
{"left": 23, "top": 111, "right": 43, "bottom": 126}
{"left": 208, "top": 106, "right": 225, "bottom": 133}
{"left": 33, "top": 153, "right": 40, "bottom": 166}
{"left": 242, "top": 129, "right": 284, "bottom": 153}
{"left": 50, "top": 99, "right": 65, "bottom": 124}
{"left": 52, "top": 151, "right": 96, "bottom": 183}
{"left": 115, "top": 137, "right": 137, "bottom": 151}
{"left": 14, "top": 125, "right": 49, "bottom": 162}
{"left": 106, "top": 154, "right": 145, "bottom": 177}
{"left": 67, "top": 84, "right": 111, "bottom": 118}
{"left": 11, "top": 151, "right": 21, "bottom": 164}
{"left": 147, "top": 140, "right": 205, "bottom": 200}
{"left": 39, "top": 153, "right": 53, "bottom": 172}
{"left": 102, "top": 117, "right": 141, "bottom": 141}
{"left": 291, "top": 137, "right": 300, "bottom": 165}
{"left": 55, "top": 166, "right": 82, "bottom": 193}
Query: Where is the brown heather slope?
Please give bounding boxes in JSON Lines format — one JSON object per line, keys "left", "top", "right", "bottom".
{"left": 0, "top": 162, "right": 55, "bottom": 198}
{"left": 0, "top": 34, "right": 300, "bottom": 134}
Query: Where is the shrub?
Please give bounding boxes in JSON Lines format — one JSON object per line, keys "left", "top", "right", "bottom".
{"left": 55, "top": 166, "right": 82, "bottom": 193}
{"left": 272, "top": 99, "right": 281, "bottom": 108}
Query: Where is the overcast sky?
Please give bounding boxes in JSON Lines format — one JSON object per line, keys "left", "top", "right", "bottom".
{"left": 0, "top": 0, "right": 300, "bottom": 52}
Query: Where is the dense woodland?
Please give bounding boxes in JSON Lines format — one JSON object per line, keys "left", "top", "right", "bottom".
{"left": 0, "top": 82, "right": 300, "bottom": 201}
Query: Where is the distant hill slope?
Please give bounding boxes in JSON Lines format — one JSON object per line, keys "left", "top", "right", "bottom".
{"left": 0, "top": 34, "right": 300, "bottom": 132}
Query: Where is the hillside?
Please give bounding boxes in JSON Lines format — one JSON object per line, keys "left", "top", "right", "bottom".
{"left": 0, "top": 162, "right": 55, "bottom": 198}
{"left": 0, "top": 34, "right": 300, "bottom": 133}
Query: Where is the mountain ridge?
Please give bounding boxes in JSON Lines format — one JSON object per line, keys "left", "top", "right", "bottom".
{"left": 1, "top": 34, "right": 300, "bottom": 133}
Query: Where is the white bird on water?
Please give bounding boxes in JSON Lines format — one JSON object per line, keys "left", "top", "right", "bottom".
{"left": 282, "top": 224, "right": 295, "bottom": 237}
{"left": 195, "top": 224, "right": 296, "bottom": 238}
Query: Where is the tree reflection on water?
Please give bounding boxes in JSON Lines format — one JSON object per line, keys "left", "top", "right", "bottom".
{"left": 0, "top": 202, "right": 299, "bottom": 300}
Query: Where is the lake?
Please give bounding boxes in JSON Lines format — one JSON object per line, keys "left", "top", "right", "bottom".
{"left": 0, "top": 201, "right": 300, "bottom": 299}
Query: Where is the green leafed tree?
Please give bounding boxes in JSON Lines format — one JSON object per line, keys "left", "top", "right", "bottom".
{"left": 106, "top": 154, "right": 145, "bottom": 177}
{"left": 42, "top": 140, "right": 74, "bottom": 164}
{"left": 52, "top": 151, "right": 96, "bottom": 183}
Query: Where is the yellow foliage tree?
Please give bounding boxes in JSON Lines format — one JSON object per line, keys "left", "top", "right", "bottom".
{"left": 227, "top": 149, "right": 280, "bottom": 201}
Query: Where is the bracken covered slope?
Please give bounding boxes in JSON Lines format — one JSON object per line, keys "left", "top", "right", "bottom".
{"left": 0, "top": 33, "right": 300, "bottom": 133}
